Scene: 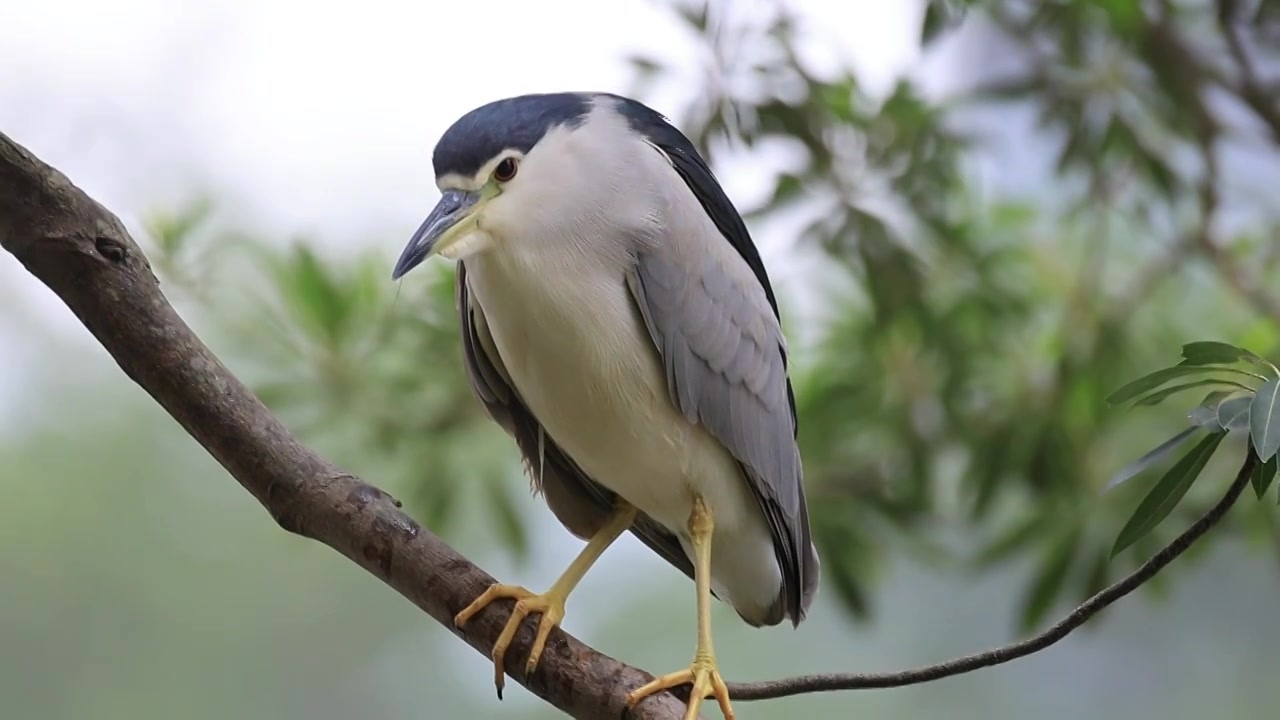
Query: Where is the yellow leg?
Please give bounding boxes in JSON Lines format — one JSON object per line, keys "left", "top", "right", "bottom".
{"left": 455, "top": 502, "right": 636, "bottom": 698}
{"left": 626, "top": 495, "right": 734, "bottom": 720}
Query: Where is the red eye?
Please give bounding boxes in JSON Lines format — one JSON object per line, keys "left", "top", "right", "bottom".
{"left": 494, "top": 157, "right": 518, "bottom": 182}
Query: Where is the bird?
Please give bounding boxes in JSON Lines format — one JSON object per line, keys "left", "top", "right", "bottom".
{"left": 391, "top": 91, "right": 820, "bottom": 720}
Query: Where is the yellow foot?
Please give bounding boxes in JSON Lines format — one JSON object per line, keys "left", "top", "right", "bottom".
{"left": 454, "top": 583, "right": 566, "bottom": 699}
{"left": 626, "top": 656, "right": 734, "bottom": 720}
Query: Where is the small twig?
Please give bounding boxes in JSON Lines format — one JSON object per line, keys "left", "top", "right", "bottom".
{"left": 728, "top": 452, "right": 1256, "bottom": 701}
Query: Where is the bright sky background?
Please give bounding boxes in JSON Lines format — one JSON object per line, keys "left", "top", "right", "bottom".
{"left": 0, "top": 0, "right": 924, "bottom": 396}
{"left": 1, "top": 0, "right": 921, "bottom": 239}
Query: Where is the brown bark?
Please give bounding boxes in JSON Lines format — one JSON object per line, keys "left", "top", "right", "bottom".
{"left": 0, "top": 130, "right": 690, "bottom": 720}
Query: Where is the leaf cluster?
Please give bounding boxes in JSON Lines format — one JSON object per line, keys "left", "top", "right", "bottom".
{"left": 1106, "top": 341, "right": 1280, "bottom": 557}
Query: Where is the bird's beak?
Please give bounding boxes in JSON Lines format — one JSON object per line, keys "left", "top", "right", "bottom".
{"left": 392, "top": 189, "right": 485, "bottom": 279}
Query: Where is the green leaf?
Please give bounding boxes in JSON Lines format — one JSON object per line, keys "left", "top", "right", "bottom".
{"left": 1178, "top": 341, "right": 1261, "bottom": 367}
{"left": 1251, "top": 455, "right": 1278, "bottom": 500}
{"left": 1178, "top": 341, "right": 1277, "bottom": 377}
{"left": 1106, "top": 366, "right": 1260, "bottom": 406}
{"left": 1111, "top": 432, "right": 1226, "bottom": 558}
{"left": 1217, "top": 395, "right": 1253, "bottom": 432}
{"left": 1134, "top": 378, "right": 1254, "bottom": 407}
{"left": 1250, "top": 378, "right": 1280, "bottom": 461}
{"left": 1104, "top": 425, "right": 1200, "bottom": 491}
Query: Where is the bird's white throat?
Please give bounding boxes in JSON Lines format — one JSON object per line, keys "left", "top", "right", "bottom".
{"left": 437, "top": 228, "right": 494, "bottom": 261}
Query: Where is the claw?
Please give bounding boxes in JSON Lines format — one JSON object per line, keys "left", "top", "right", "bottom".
{"left": 454, "top": 583, "right": 567, "bottom": 699}
{"left": 453, "top": 504, "right": 635, "bottom": 701}
{"left": 626, "top": 655, "right": 734, "bottom": 720}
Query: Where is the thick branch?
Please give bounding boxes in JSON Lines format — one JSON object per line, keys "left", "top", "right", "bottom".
{"left": 0, "top": 131, "right": 690, "bottom": 720}
{"left": 727, "top": 452, "right": 1256, "bottom": 701}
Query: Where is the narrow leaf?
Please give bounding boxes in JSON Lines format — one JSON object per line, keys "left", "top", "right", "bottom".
{"left": 1217, "top": 396, "right": 1253, "bottom": 432}
{"left": 1179, "top": 341, "right": 1278, "bottom": 377}
{"left": 1178, "top": 341, "right": 1259, "bottom": 366}
{"left": 1250, "top": 378, "right": 1280, "bottom": 461}
{"left": 1251, "top": 455, "right": 1278, "bottom": 500}
{"left": 1104, "top": 425, "right": 1200, "bottom": 491}
{"left": 1111, "top": 432, "right": 1226, "bottom": 557}
{"left": 1135, "top": 378, "right": 1254, "bottom": 407}
{"left": 1106, "top": 366, "right": 1260, "bottom": 406}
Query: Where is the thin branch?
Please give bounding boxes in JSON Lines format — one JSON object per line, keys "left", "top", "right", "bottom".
{"left": 727, "top": 452, "right": 1256, "bottom": 701}
{"left": 0, "top": 132, "right": 692, "bottom": 720}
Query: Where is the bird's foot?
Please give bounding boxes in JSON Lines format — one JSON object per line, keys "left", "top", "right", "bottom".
{"left": 454, "top": 583, "right": 567, "bottom": 699}
{"left": 626, "top": 652, "right": 734, "bottom": 720}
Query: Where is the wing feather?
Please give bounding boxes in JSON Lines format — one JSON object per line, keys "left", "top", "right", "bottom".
{"left": 619, "top": 125, "right": 820, "bottom": 624}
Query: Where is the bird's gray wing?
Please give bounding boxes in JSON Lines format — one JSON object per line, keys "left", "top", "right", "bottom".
{"left": 611, "top": 96, "right": 817, "bottom": 624}
{"left": 619, "top": 145, "right": 817, "bottom": 627}
{"left": 455, "top": 261, "right": 697, "bottom": 583}
{"left": 625, "top": 248, "right": 815, "bottom": 625}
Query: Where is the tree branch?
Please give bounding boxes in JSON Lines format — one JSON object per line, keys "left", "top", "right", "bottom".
{"left": 727, "top": 452, "right": 1256, "bottom": 701}
{"left": 0, "top": 131, "right": 692, "bottom": 720}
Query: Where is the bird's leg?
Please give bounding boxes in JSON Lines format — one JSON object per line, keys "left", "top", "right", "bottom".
{"left": 626, "top": 494, "right": 734, "bottom": 720}
{"left": 454, "top": 501, "right": 637, "bottom": 698}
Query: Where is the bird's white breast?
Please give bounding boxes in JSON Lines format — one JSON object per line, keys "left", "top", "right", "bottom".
{"left": 464, "top": 248, "right": 728, "bottom": 529}
{"left": 463, "top": 245, "right": 781, "bottom": 616}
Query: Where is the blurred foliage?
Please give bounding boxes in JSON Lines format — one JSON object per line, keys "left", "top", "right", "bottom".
{"left": 623, "top": 0, "right": 1280, "bottom": 630}
{"left": 138, "top": 0, "right": 1280, "bottom": 637}
{"left": 146, "top": 208, "right": 531, "bottom": 559}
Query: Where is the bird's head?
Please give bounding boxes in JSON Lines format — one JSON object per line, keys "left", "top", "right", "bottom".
{"left": 393, "top": 92, "right": 653, "bottom": 279}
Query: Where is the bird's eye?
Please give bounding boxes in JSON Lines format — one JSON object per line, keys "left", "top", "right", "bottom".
{"left": 494, "top": 157, "right": 519, "bottom": 182}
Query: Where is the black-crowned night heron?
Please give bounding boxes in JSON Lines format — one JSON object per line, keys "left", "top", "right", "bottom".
{"left": 391, "top": 92, "right": 820, "bottom": 719}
